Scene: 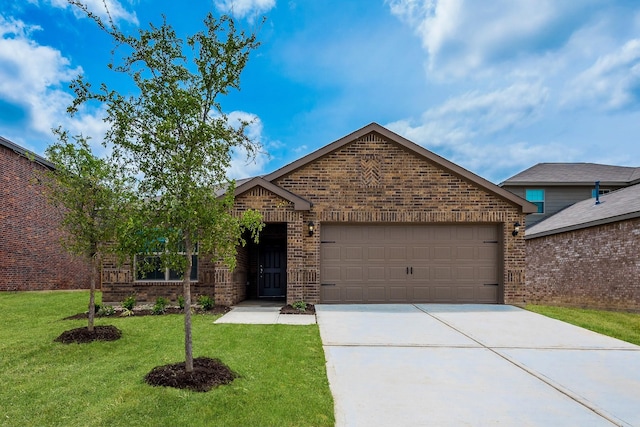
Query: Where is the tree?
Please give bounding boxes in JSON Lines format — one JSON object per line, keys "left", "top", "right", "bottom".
{"left": 68, "top": 1, "right": 264, "bottom": 372}
{"left": 43, "top": 130, "right": 134, "bottom": 333}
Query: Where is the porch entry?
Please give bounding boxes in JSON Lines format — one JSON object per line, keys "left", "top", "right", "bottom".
{"left": 254, "top": 223, "right": 287, "bottom": 299}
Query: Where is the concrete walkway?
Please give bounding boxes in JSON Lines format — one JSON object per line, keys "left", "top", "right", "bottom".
{"left": 214, "top": 301, "right": 316, "bottom": 325}
{"left": 316, "top": 304, "right": 640, "bottom": 427}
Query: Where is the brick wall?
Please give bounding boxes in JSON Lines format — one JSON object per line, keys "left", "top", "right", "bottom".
{"left": 526, "top": 217, "right": 640, "bottom": 311}
{"left": 232, "top": 132, "right": 527, "bottom": 305}
{"left": 100, "top": 130, "right": 528, "bottom": 306}
{"left": 0, "top": 144, "right": 91, "bottom": 291}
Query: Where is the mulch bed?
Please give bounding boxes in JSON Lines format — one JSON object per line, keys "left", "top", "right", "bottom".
{"left": 63, "top": 305, "right": 231, "bottom": 320}
{"left": 54, "top": 325, "right": 122, "bottom": 344}
{"left": 280, "top": 304, "right": 316, "bottom": 315}
{"left": 144, "top": 357, "right": 237, "bottom": 392}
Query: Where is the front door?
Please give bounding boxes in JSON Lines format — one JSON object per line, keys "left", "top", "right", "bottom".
{"left": 258, "top": 245, "right": 286, "bottom": 298}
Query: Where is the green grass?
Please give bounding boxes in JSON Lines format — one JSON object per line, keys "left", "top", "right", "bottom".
{"left": 0, "top": 291, "right": 334, "bottom": 427}
{"left": 527, "top": 305, "right": 640, "bottom": 346}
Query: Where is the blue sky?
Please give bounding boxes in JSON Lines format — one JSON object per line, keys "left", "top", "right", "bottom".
{"left": 1, "top": 0, "right": 640, "bottom": 184}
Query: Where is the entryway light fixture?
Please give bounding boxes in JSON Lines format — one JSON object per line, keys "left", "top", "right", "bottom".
{"left": 512, "top": 221, "right": 521, "bottom": 237}
{"left": 308, "top": 221, "right": 315, "bottom": 237}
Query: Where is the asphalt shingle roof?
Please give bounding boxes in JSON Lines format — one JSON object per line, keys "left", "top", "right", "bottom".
{"left": 501, "top": 163, "right": 640, "bottom": 186}
{"left": 526, "top": 183, "right": 640, "bottom": 238}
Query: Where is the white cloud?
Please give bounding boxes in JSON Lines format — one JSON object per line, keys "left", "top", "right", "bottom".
{"left": 388, "top": 83, "right": 549, "bottom": 146}
{"left": 227, "top": 111, "right": 270, "bottom": 178}
{"left": 387, "top": 0, "right": 596, "bottom": 78}
{"left": 0, "top": 16, "right": 109, "bottom": 155}
{"left": 386, "top": 83, "right": 551, "bottom": 181}
{"left": 46, "top": 0, "right": 138, "bottom": 25}
{"left": 564, "top": 39, "right": 640, "bottom": 111}
{"left": 214, "top": 0, "right": 276, "bottom": 22}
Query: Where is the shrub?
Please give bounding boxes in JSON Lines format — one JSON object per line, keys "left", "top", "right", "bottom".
{"left": 97, "top": 305, "right": 115, "bottom": 316}
{"left": 197, "top": 295, "right": 214, "bottom": 311}
{"left": 177, "top": 295, "right": 185, "bottom": 310}
{"left": 292, "top": 301, "right": 307, "bottom": 312}
{"left": 152, "top": 297, "right": 169, "bottom": 315}
{"left": 122, "top": 295, "right": 136, "bottom": 311}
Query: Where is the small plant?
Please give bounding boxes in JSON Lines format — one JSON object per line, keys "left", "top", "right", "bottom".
{"left": 177, "top": 295, "right": 185, "bottom": 310}
{"left": 97, "top": 305, "right": 115, "bottom": 316}
{"left": 292, "top": 301, "right": 307, "bottom": 312}
{"left": 120, "top": 307, "right": 134, "bottom": 317}
{"left": 197, "top": 295, "right": 214, "bottom": 311}
{"left": 122, "top": 295, "right": 136, "bottom": 311}
{"left": 152, "top": 297, "right": 169, "bottom": 315}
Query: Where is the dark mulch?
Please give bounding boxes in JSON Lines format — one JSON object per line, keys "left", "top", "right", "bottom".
{"left": 144, "top": 357, "right": 237, "bottom": 392}
{"left": 54, "top": 325, "right": 122, "bottom": 344}
{"left": 63, "top": 305, "right": 231, "bottom": 320}
{"left": 280, "top": 304, "right": 316, "bottom": 315}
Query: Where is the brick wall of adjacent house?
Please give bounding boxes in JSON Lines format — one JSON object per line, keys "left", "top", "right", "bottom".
{"left": 526, "top": 217, "right": 640, "bottom": 311}
{"left": 230, "top": 132, "right": 527, "bottom": 305}
{"left": 0, "top": 144, "right": 91, "bottom": 291}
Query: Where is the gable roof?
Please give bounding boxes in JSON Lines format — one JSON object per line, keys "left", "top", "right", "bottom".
{"left": 0, "top": 135, "right": 54, "bottom": 169}
{"left": 500, "top": 163, "right": 640, "bottom": 187}
{"left": 526, "top": 183, "right": 640, "bottom": 239}
{"left": 262, "top": 123, "right": 537, "bottom": 213}
{"left": 233, "top": 177, "right": 312, "bottom": 211}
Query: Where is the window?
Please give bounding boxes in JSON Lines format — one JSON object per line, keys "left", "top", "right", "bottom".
{"left": 135, "top": 240, "right": 198, "bottom": 282}
{"left": 591, "top": 188, "right": 610, "bottom": 198}
{"left": 525, "top": 189, "right": 545, "bottom": 213}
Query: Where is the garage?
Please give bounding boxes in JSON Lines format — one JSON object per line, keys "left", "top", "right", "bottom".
{"left": 320, "top": 224, "right": 501, "bottom": 304}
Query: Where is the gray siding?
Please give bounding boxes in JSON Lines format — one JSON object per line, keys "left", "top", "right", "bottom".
{"left": 504, "top": 185, "right": 621, "bottom": 228}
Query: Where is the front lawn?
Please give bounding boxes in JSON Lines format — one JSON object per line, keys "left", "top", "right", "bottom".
{"left": 527, "top": 305, "right": 640, "bottom": 346}
{"left": 0, "top": 291, "right": 334, "bottom": 427}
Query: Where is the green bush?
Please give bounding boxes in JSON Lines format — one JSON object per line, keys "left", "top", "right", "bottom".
{"left": 122, "top": 295, "right": 136, "bottom": 311}
{"left": 177, "top": 295, "right": 185, "bottom": 310}
{"left": 292, "top": 301, "right": 307, "bottom": 312}
{"left": 197, "top": 295, "right": 214, "bottom": 311}
{"left": 152, "top": 297, "right": 169, "bottom": 315}
{"left": 97, "top": 305, "right": 115, "bottom": 316}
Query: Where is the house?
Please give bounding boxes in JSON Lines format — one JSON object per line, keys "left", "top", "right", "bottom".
{"left": 101, "top": 123, "right": 536, "bottom": 306}
{"left": 0, "top": 136, "right": 91, "bottom": 291}
{"left": 525, "top": 184, "right": 640, "bottom": 311}
{"left": 500, "top": 163, "right": 640, "bottom": 227}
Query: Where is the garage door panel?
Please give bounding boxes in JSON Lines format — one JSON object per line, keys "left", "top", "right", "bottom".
{"left": 345, "top": 287, "right": 364, "bottom": 302}
{"left": 412, "top": 286, "right": 430, "bottom": 300}
{"left": 367, "top": 287, "right": 386, "bottom": 302}
{"left": 389, "top": 287, "right": 407, "bottom": 302}
{"left": 387, "top": 246, "right": 407, "bottom": 260}
{"left": 367, "top": 246, "right": 385, "bottom": 261}
{"left": 320, "top": 224, "right": 500, "bottom": 304}
{"left": 388, "top": 266, "right": 408, "bottom": 280}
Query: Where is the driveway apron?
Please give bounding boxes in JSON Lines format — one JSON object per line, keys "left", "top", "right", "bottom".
{"left": 315, "top": 304, "right": 640, "bottom": 427}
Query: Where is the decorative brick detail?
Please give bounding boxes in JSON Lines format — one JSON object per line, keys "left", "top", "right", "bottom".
{"left": 526, "top": 218, "right": 640, "bottom": 311}
{"left": 0, "top": 144, "right": 91, "bottom": 291}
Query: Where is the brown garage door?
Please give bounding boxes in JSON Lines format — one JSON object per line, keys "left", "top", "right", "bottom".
{"left": 320, "top": 224, "right": 500, "bottom": 303}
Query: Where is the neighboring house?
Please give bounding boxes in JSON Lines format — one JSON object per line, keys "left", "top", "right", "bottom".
{"left": 0, "top": 136, "right": 91, "bottom": 291}
{"left": 500, "top": 163, "right": 640, "bottom": 228}
{"left": 526, "top": 184, "right": 640, "bottom": 311}
{"left": 102, "top": 123, "right": 536, "bottom": 306}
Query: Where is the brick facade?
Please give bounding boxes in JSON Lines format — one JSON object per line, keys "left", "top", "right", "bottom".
{"left": 101, "top": 125, "right": 531, "bottom": 306}
{"left": 526, "top": 217, "right": 640, "bottom": 311}
{"left": 0, "top": 143, "right": 91, "bottom": 291}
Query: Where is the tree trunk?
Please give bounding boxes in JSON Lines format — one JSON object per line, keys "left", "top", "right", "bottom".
{"left": 184, "top": 238, "right": 194, "bottom": 373}
{"left": 88, "top": 253, "right": 97, "bottom": 332}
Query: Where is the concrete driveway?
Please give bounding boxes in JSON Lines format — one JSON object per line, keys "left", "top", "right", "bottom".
{"left": 315, "top": 304, "right": 640, "bottom": 427}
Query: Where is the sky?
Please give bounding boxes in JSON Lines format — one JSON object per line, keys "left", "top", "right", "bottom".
{"left": 1, "top": 0, "right": 640, "bottom": 184}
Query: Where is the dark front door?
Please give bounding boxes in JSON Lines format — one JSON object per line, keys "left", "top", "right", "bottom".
{"left": 258, "top": 245, "right": 286, "bottom": 298}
